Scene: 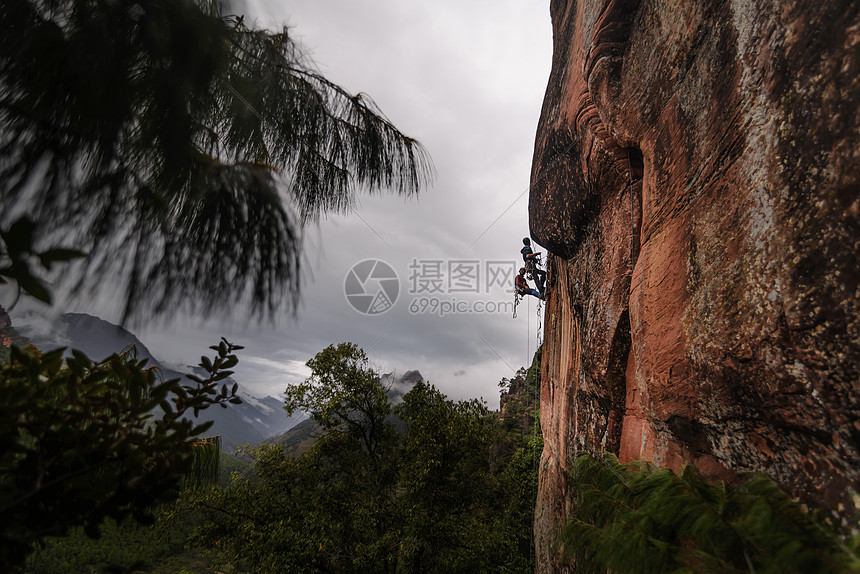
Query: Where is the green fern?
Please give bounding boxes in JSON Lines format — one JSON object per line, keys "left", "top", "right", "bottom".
{"left": 559, "top": 453, "right": 860, "bottom": 573}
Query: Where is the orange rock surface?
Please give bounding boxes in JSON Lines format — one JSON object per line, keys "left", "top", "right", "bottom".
{"left": 529, "top": 1, "right": 860, "bottom": 570}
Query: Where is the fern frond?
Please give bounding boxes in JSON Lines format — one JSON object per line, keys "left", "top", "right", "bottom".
{"left": 559, "top": 454, "right": 860, "bottom": 573}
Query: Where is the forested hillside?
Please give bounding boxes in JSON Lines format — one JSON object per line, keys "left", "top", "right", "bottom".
{"left": 19, "top": 344, "right": 544, "bottom": 573}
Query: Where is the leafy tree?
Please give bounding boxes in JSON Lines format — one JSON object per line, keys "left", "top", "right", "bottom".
{"left": 559, "top": 453, "right": 860, "bottom": 573}
{"left": 0, "top": 0, "right": 433, "bottom": 321}
{"left": 282, "top": 342, "right": 402, "bottom": 571}
{"left": 194, "top": 439, "right": 399, "bottom": 573}
{"left": 190, "top": 343, "right": 400, "bottom": 572}
{"left": 284, "top": 342, "right": 395, "bottom": 459}
{"left": 0, "top": 338, "right": 243, "bottom": 571}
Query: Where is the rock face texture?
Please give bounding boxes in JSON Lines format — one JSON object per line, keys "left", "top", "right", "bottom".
{"left": 529, "top": 0, "right": 860, "bottom": 570}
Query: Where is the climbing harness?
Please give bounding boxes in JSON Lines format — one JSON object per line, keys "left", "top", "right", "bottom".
{"left": 525, "top": 255, "right": 543, "bottom": 285}
{"left": 525, "top": 253, "right": 543, "bottom": 281}
{"left": 515, "top": 254, "right": 546, "bottom": 354}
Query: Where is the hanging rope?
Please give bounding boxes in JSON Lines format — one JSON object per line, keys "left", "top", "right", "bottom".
{"left": 536, "top": 297, "right": 543, "bottom": 350}
{"left": 529, "top": 346, "right": 540, "bottom": 570}
{"left": 526, "top": 295, "right": 531, "bottom": 367}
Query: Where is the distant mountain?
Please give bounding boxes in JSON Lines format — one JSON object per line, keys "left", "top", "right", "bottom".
{"left": 276, "top": 417, "right": 326, "bottom": 458}
{"left": 16, "top": 312, "right": 304, "bottom": 453}
{"left": 161, "top": 362, "right": 305, "bottom": 452}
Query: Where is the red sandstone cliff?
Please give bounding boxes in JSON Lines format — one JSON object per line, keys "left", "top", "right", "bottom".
{"left": 529, "top": 1, "right": 860, "bottom": 571}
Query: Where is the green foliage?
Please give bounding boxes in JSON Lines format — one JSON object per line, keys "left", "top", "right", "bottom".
{"left": 493, "top": 413, "right": 542, "bottom": 573}
{"left": 23, "top": 515, "right": 182, "bottom": 574}
{"left": 500, "top": 348, "right": 541, "bottom": 431}
{"left": 395, "top": 381, "right": 501, "bottom": 572}
{"left": 284, "top": 342, "right": 393, "bottom": 457}
{"left": 0, "top": 338, "right": 243, "bottom": 571}
{"left": 0, "top": 0, "right": 432, "bottom": 322}
{"left": 191, "top": 343, "right": 542, "bottom": 573}
{"left": 22, "top": 478, "right": 237, "bottom": 574}
{"left": 559, "top": 453, "right": 860, "bottom": 574}
{"left": 216, "top": 450, "right": 250, "bottom": 487}
{"left": 492, "top": 348, "right": 543, "bottom": 573}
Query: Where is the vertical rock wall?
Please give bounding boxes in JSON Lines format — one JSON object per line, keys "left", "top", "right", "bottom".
{"left": 530, "top": 1, "right": 860, "bottom": 571}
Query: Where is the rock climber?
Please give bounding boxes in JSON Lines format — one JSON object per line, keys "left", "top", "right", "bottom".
{"left": 521, "top": 237, "right": 547, "bottom": 295}
{"left": 515, "top": 267, "right": 544, "bottom": 300}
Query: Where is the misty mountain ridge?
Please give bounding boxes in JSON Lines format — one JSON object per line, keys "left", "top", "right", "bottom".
{"left": 15, "top": 312, "right": 304, "bottom": 453}
{"left": 379, "top": 369, "right": 424, "bottom": 403}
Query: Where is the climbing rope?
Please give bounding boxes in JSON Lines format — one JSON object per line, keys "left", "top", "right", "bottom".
{"left": 529, "top": 328, "right": 540, "bottom": 570}
{"left": 536, "top": 297, "right": 543, "bottom": 350}
{"left": 515, "top": 259, "right": 545, "bottom": 360}
{"left": 526, "top": 295, "right": 531, "bottom": 366}
{"left": 534, "top": 254, "right": 545, "bottom": 351}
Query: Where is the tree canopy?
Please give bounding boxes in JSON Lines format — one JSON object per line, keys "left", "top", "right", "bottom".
{"left": 191, "top": 343, "right": 542, "bottom": 573}
{"left": 0, "top": 0, "right": 433, "bottom": 321}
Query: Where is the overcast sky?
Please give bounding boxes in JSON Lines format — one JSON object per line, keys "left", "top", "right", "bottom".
{"left": 14, "top": 1, "right": 554, "bottom": 408}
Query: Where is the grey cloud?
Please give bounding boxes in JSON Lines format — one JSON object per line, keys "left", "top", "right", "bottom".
{"left": 15, "top": 1, "right": 552, "bottom": 412}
